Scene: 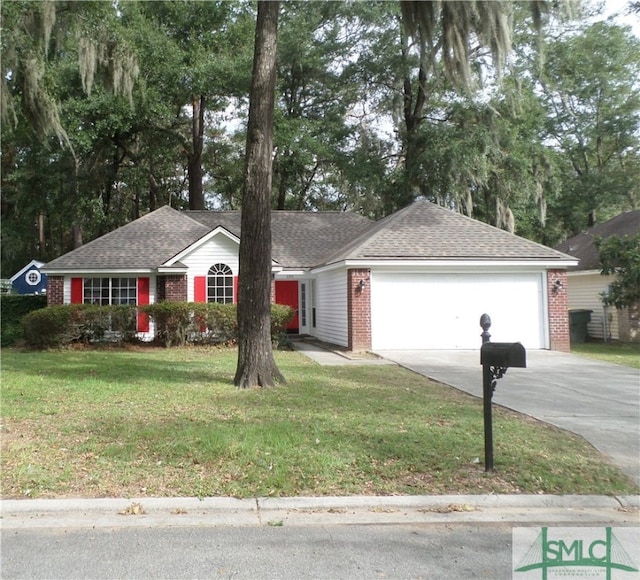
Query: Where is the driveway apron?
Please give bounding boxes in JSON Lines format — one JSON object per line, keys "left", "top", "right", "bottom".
{"left": 375, "top": 350, "right": 640, "bottom": 486}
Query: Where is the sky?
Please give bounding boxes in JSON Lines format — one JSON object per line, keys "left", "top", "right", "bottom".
{"left": 602, "top": 0, "right": 640, "bottom": 35}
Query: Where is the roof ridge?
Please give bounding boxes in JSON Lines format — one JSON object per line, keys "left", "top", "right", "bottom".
{"left": 320, "top": 201, "right": 420, "bottom": 266}
{"left": 185, "top": 209, "right": 360, "bottom": 216}
{"left": 425, "top": 201, "right": 579, "bottom": 261}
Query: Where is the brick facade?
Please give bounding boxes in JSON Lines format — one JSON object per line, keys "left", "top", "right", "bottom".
{"left": 547, "top": 270, "right": 570, "bottom": 352}
{"left": 157, "top": 275, "right": 187, "bottom": 302}
{"left": 47, "top": 276, "right": 64, "bottom": 305}
{"left": 347, "top": 268, "right": 371, "bottom": 351}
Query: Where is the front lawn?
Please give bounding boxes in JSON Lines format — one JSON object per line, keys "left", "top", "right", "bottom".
{"left": 572, "top": 341, "right": 640, "bottom": 368}
{"left": 1, "top": 347, "right": 637, "bottom": 499}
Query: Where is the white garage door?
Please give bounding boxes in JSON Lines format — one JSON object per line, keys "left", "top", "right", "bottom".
{"left": 371, "top": 272, "right": 546, "bottom": 350}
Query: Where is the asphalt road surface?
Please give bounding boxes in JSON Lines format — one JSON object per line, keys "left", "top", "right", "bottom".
{"left": 0, "top": 522, "right": 536, "bottom": 579}
{"left": 2, "top": 495, "right": 638, "bottom": 579}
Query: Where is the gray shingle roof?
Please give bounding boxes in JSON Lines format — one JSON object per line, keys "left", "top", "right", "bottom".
{"left": 43, "top": 200, "right": 575, "bottom": 273}
{"left": 324, "top": 200, "right": 576, "bottom": 264}
{"left": 554, "top": 210, "right": 640, "bottom": 270}
{"left": 187, "top": 210, "right": 374, "bottom": 268}
{"left": 44, "top": 206, "right": 210, "bottom": 271}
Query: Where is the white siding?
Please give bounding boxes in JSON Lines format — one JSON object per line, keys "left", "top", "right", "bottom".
{"left": 312, "top": 268, "right": 348, "bottom": 347}
{"left": 181, "top": 234, "right": 239, "bottom": 302}
{"left": 567, "top": 272, "right": 618, "bottom": 340}
{"left": 64, "top": 277, "right": 71, "bottom": 303}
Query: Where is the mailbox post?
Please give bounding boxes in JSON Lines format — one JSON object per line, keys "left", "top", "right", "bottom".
{"left": 479, "top": 314, "right": 526, "bottom": 472}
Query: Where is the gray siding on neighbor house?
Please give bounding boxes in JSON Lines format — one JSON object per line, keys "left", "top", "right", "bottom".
{"left": 567, "top": 272, "right": 619, "bottom": 340}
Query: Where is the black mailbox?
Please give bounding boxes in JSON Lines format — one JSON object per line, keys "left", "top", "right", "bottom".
{"left": 481, "top": 342, "right": 526, "bottom": 368}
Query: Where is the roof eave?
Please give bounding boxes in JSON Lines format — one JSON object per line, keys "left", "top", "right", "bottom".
{"left": 311, "top": 257, "right": 578, "bottom": 274}
{"left": 40, "top": 267, "right": 156, "bottom": 275}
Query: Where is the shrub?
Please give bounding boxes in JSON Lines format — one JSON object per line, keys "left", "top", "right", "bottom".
{"left": 22, "top": 305, "right": 75, "bottom": 349}
{"left": 21, "top": 301, "right": 296, "bottom": 349}
{"left": 142, "top": 302, "right": 194, "bottom": 347}
{"left": 271, "top": 304, "right": 295, "bottom": 342}
{"left": 22, "top": 304, "right": 138, "bottom": 349}
{"left": 143, "top": 302, "right": 295, "bottom": 347}
{"left": 0, "top": 294, "right": 47, "bottom": 347}
{"left": 192, "top": 302, "right": 238, "bottom": 345}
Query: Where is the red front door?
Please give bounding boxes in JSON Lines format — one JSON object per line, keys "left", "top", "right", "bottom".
{"left": 275, "top": 280, "right": 299, "bottom": 332}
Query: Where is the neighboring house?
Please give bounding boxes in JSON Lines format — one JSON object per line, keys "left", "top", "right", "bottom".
{"left": 10, "top": 260, "right": 47, "bottom": 295}
{"left": 42, "top": 200, "right": 577, "bottom": 351}
{"left": 554, "top": 210, "right": 640, "bottom": 342}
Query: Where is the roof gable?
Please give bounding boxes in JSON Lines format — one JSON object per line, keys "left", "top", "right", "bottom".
{"left": 10, "top": 260, "right": 45, "bottom": 282}
{"left": 165, "top": 226, "right": 240, "bottom": 267}
{"left": 324, "top": 200, "right": 576, "bottom": 264}
{"left": 187, "top": 210, "right": 374, "bottom": 269}
{"left": 554, "top": 211, "right": 640, "bottom": 270}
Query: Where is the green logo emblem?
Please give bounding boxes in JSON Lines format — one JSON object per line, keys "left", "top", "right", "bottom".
{"left": 514, "top": 527, "right": 639, "bottom": 579}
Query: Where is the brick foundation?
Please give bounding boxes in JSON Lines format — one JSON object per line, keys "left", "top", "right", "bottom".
{"left": 547, "top": 270, "right": 570, "bottom": 352}
{"left": 47, "top": 276, "right": 64, "bottom": 305}
{"left": 347, "top": 268, "right": 371, "bottom": 351}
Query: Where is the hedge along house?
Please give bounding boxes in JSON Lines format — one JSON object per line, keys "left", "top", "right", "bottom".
{"left": 42, "top": 200, "right": 577, "bottom": 351}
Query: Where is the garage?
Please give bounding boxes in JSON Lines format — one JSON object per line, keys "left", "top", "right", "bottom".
{"left": 371, "top": 271, "right": 546, "bottom": 350}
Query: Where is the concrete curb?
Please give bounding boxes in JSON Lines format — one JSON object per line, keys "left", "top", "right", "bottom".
{"left": 2, "top": 495, "right": 638, "bottom": 529}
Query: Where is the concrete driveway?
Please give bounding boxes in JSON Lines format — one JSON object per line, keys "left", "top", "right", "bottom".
{"left": 375, "top": 349, "right": 640, "bottom": 486}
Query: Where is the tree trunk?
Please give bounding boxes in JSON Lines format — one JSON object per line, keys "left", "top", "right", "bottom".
{"left": 188, "top": 95, "right": 206, "bottom": 210}
{"left": 234, "top": 1, "right": 285, "bottom": 389}
{"left": 37, "top": 211, "right": 46, "bottom": 257}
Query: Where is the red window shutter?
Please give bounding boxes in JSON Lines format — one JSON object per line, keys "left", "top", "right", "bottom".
{"left": 71, "top": 278, "right": 83, "bottom": 304}
{"left": 137, "top": 277, "right": 150, "bottom": 332}
{"left": 194, "top": 276, "right": 206, "bottom": 303}
{"left": 233, "top": 276, "right": 239, "bottom": 304}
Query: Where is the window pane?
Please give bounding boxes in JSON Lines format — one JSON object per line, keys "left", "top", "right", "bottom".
{"left": 207, "top": 263, "right": 233, "bottom": 304}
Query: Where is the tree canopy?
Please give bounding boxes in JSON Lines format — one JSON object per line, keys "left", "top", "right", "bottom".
{"left": 2, "top": 0, "right": 638, "bottom": 278}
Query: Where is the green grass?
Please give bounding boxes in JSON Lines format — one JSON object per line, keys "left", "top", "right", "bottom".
{"left": 1, "top": 346, "right": 637, "bottom": 499}
{"left": 571, "top": 341, "right": 640, "bottom": 368}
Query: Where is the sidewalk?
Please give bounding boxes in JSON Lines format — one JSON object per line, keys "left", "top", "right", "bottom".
{"left": 291, "top": 340, "right": 393, "bottom": 365}
{"left": 2, "top": 494, "right": 639, "bottom": 529}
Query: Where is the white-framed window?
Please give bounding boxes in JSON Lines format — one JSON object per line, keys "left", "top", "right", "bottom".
{"left": 207, "top": 264, "right": 233, "bottom": 303}
{"left": 300, "top": 283, "right": 307, "bottom": 327}
{"left": 84, "top": 278, "right": 137, "bottom": 305}
{"left": 26, "top": 270, "right": 41, "bottom": 286}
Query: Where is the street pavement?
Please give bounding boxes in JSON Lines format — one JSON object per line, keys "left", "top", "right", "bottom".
{"left": 2, "top": 495, "right": 639, "bottom": 579}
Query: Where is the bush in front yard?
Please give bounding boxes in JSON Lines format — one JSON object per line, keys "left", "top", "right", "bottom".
{"left": 271, "top": 304, "right": 296, "bottom": 341}
{"left": 0, "top": 294, "right": 47, "bottom": 347}
{"left": 142, "top": 302, "right": 193, "bottom": 347}
{"left": 22, "top": 304, "right": 138, "bottom": 348}
{"left": 21, "top": 302, "right": 295, "bottom": 349}
{"left": 143, "top": 302, "right": 294, "bottom": 347}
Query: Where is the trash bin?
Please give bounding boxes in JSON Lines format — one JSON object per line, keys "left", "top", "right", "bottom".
{"left": 569, "top": 309, "right": 592, "bottom": 344}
